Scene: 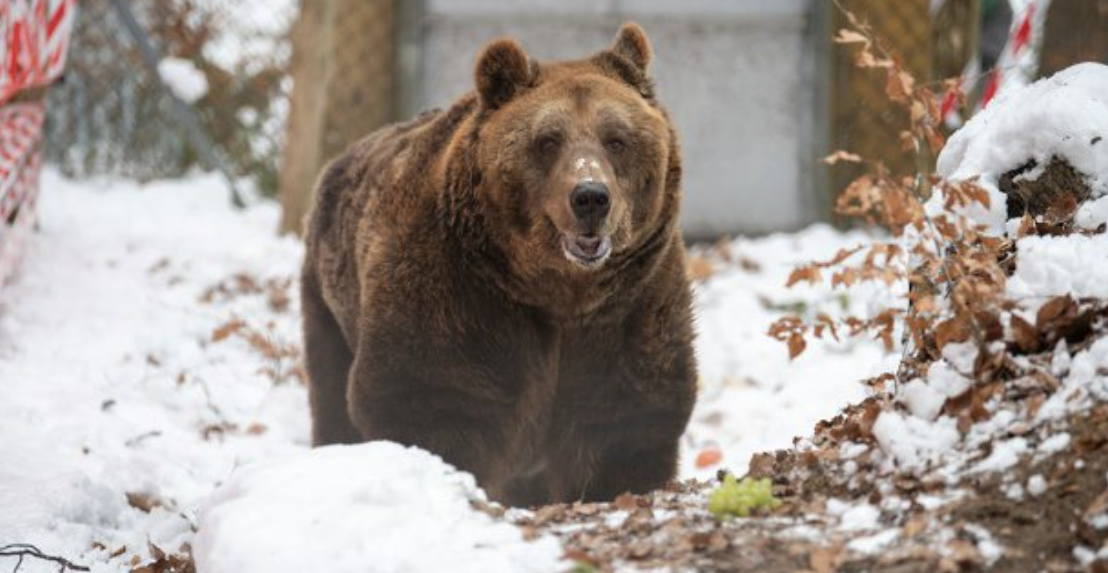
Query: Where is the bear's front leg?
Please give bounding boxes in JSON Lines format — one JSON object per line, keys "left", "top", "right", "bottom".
{"left": 580, "top": 433, "right": 681, "bottom": 502}
{"left": 548, "top": 406, "right": 688, "bottom": 502}
{"left": 549, "top": 259, "right": 698, "bottom": 502}
{"left": 345, "top": 353, "right": 525, "bottom": 491}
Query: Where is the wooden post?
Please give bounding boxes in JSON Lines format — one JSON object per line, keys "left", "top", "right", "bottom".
{"left": 278, "top": 0, "right": 398, "bottom": 236}
{"left": 1039, "top": 1, "right": 1108, "bottom": 77}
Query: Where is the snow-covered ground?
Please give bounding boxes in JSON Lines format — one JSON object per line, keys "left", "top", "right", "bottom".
{"left": 684, "top": 227, "right": 898, "bottom": 479}
{"left": 0, "top": 171, "right": 309, "bottom": 572}
{"left": 0, "top": 169, "right": 892, "bottom": 572}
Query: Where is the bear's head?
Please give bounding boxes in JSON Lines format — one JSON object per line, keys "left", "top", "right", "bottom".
{"left": 462, "top": 23, "right": 681, "bottom": 288}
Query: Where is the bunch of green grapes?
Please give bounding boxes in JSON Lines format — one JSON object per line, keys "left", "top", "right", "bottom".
{"left": 708, "top": 474, "right": 781, "bottom": 519}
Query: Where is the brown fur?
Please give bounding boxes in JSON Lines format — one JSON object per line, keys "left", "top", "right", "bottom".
{"left": 301, "top": 23, "right": 697, "bottom": 506}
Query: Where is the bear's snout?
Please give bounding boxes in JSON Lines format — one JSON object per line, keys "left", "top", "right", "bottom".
{"left": 569, "top": 181, "right": 611, "bottom": 230}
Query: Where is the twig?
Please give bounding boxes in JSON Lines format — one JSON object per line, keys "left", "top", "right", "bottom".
{"left": 0, "top": 544, "right": 89, "bottom": 572}
{"left": 124, "top": 430, "right": 162, "bottom": 448}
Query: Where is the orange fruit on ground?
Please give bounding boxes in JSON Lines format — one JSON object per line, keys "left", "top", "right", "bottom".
{"left": 695, "top": 448, "right": 723, "bottom": 468}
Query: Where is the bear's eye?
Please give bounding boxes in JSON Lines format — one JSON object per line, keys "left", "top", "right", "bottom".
{"left": 604, "top": 138, "right": 627, "bottom": 154}
{"left": 535, "top": 135, "right": 561, "bottom": 155}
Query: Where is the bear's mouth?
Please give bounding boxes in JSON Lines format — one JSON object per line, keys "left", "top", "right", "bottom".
{"left": 560, "top": 233, "right": 612, "bottom": 268}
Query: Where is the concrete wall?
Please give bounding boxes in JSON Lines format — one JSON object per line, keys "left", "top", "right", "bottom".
{"left": 411, "top": 0, "right": 828, "bottom": 237}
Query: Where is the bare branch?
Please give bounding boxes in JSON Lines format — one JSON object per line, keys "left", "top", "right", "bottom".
{"left": 0, "top": 544, "right": 90, "bottom": 572}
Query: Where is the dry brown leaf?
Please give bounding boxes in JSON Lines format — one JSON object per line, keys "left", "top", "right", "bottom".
{"left": 854, "top": 49, "right": 893, "bottom": 69}
{"left": 126, "top": 492, "right": 162, "bottom": 513}
{"left": 823, "top": 150, "right": 863, "bottom": 165}
{"left": 934, "top": 316, "right": 971, "bottom": 351}
{"left": 787, "top": 265, "right": 822, "bottom": 287}
{"left": 1036, "top": 296, "right": 1076, "bottom": 329}
{"left": 809, "top": 545, "right": 843, "bottom": 573}
{"left": 687, "top": 256, "right": 715, "bottom": 281}
{"left": 612, "top": 492, "right": 639, "bottom": 511}
{"left": 833, "top": 29, "right": 870, "bottom": 45}
{"left": 211, "top": 318, "right": 245, "bottom": 343}
{"left": 1009, "top": 314, "right": 1041, "bottom": 353}
{"left": 788, "top": 333, "right": 807, "bottom": 360}
{"left": 885, "top": 67, "right": 915, "bottom": 103}
{"left": 246, "top": 423, "right": 268, "bottom": 435}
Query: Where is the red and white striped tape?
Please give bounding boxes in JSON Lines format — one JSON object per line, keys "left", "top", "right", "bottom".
{"left": 0, "top": 102, "right": 44, "bottom": 220}
{"left": 0, "top": 0, "right": 73, "bottom": 286}
{"left": 0, "top": 0, "right": 76, "bottom": 105}
{"left": 980, "top": 0, "right": 1050, "bottom": 108}
{"left": 938, "top": 0, "right": 1050, "bottom": 126}
{"left": 0, "top": 102, "right": 44, "bottom": 285}
{"left": 0, "top": 146, "right": 41, "bottom": 286}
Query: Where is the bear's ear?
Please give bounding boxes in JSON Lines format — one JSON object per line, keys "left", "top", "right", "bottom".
{"left": 475, "top": 38, "right": 535, "bottom": 109}
{"left": 610, "top": 22, "right": 652, "bottom": 74}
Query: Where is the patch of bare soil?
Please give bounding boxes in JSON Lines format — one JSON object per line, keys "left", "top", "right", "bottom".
{"left": 955, "top": 406, "right": 1108, "bottom": 572}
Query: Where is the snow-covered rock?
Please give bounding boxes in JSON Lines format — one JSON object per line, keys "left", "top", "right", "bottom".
{"left": 936, "top": 62, "right": 1108, "bottom": 232}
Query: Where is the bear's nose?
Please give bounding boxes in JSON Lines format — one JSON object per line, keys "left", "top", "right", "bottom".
{"left": 570, "top": 181, "right": 611, "bottom": 227}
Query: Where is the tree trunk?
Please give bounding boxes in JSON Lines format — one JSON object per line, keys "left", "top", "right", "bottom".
{"left": 1039, "top": 0, "right": 1108, "bottom": 77}
{"left": 278, "top": 0, "right": 397, "bottom": 236}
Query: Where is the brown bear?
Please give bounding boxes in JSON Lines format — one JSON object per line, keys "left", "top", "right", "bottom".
{"left": 300, "top": 23, "right": 696, "bottom": 506}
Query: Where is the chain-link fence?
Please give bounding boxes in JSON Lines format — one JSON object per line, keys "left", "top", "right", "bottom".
{"left": 829, "top": 0, "right": 974, "bottom": 196}
{"left": 44, "top": 0, "right": 296, "bottom": 195}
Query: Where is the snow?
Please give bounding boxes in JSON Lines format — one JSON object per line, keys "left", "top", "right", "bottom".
{"left": 847, "top": 529, "right": 899, "bottom": 554}
{"left": 964, "top": 523, "right": 1004, "bottom": 567}
{"left": 193, "top": 443, "right": 563, "bottom": 573}
{"left": 871, "top": 411, "right": 960, "bottom": 472}
{"left": 825, "top": 500, "right": 881, "bottom": 532}
{"left": 1007, "top": 233, "right": 1108, "bottom": 301}
{"left": 157, "top": 57, "right": 209, "bottom": 104}
{"left": 1075, "top": 545, "right": 1108, "bottom": 567}
{"left": 918, "top": 343, "right": 976, "bottom": 403}
{"left": 935, "top": 63, "right": 1108, "bottom": 232}
{"left": 1076, "top": 195, "right": 1108, "bottom": 229}
{"left": 1026, "top": 474, "right": 1048, "bottom": 496}
{"left": 199, "top": 0, "right": 297, "bottom": 72}
{"left": 900, "top": 379, "right": 945, "bottom": 421}
{"left": 873, "top": 342, "right": 979, "bottom": 467}
{"left": 0, "top": 169, "right": 891, "bottom": 571}
{"left": 685, "top": 225, "right": 896, "bottom": 477}
{"left": 1037, "top": 337, "right": 1108, "bottom": 422}
{"left": 1037, "top": 432, "right": 1071, "bottom": 456}
{"left": 0, "top": 170, "right": 309, "bottom": 571}
{"left": 970, "top": 437, "right": 1028, "bottom": 473}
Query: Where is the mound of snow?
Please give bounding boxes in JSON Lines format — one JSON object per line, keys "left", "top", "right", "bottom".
{"left": 935, "top": 62, "right": 1108, "bottom": 231}
{"left": 873, "top": 64, "right": 1108, "bottom": 475}
{"left": 193, "top": 442, "right": 564, "bottom": 573}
